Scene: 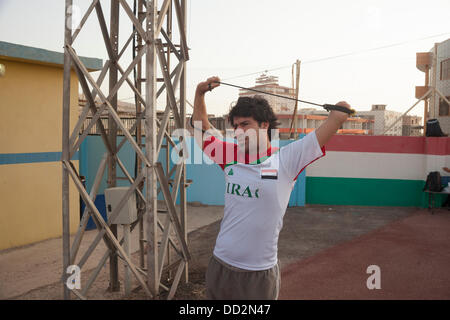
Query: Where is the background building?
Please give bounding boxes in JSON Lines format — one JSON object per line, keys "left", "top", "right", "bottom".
{"left": 402, "top": 115, "right": 423, "bottom": 136}
{"left": 416, "top": 38, "right": 450, "bottom": 134}
{"left": 238, "top": 73, "right": 296, "bottom": 113}
{"left": 0, "top": 41, "right": 102, "bottom": 250}
{"left": 237, "top": 74, "right": 376, "bottom": 138}
{"left": 276, "top": 109, "right": 374, "bottom": 139}
{"left": 214, "top": 73, "right": 424, "bottom": 138}
{"left": 357, "top": 104, "right": 403, "bottom": 136}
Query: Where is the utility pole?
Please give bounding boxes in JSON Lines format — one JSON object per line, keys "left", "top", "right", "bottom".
{"left": 289, "top": 59, "right": 301, "bottom": 139}
{"left": 423, "top": 64, "right": 429, "bottom": 136}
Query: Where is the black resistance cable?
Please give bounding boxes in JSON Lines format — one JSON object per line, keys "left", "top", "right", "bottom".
{"left": 213, "top": 81, "right": 356, "bottom": 116}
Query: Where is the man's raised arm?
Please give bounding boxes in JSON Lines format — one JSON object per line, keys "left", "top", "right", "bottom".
{"left": 192, "top": 76, "right": 221, "bottom": 131}
{"left": 314, "top": 101, "right": 352, "bottom": 148}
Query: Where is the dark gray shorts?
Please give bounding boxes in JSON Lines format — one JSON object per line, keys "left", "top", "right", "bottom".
{"left": 205, "top": 255, "right": 280, "bottom": 300}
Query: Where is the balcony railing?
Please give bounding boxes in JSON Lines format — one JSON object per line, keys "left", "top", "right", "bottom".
{"left": 415, "top": 86, "right": 430, "bottom": 99}
{"left": 416, "top": 52, "right": 432, "bottom": 72}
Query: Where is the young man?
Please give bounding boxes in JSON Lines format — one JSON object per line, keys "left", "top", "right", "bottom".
{"left": 191, "top": 76, "right": 351, "bottom": 300}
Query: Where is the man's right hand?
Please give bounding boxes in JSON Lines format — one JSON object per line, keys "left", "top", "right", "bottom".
{"left": 196, "top": 76, "right": 221, "bottom": 95}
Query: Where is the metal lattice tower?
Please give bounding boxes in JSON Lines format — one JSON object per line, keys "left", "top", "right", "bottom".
{"left": 62, "top": 0, "right": 190, "bottom": 299}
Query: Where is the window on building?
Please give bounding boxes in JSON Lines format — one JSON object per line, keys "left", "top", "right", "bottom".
{"left": 439, "top": 96, "right": 450, "bottom": 116}
{"left": 441, "top": 58, "right": 450, "bottom": 80}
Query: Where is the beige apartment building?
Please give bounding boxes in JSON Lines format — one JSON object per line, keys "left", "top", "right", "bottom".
{"left": 416, "top": 38, "right": 450, "bottom": 134}
{"left": 402, "top": 115, "right": 423, "bottom": 136}
{"left": 356, "top": 104, "right": 403, "bottom": 136}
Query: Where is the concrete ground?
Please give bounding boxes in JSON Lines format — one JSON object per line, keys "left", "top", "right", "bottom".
{"left": 279, "top": 207, "right": 450, "bottom": 299}
{"left": 1, "top": 204, "right": 449, "bottom": 299}
{"left": 174, "top": 204, "right": 450, "bottom": 300}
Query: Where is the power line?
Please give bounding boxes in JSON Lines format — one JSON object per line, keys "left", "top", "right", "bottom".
{"left": 302, "top": 32, "right": 450, "bottom": 65}
{"left": 119, "top": 32, "right": 450, "bottom": 101}
{"left": 220, "top": 32, "right": 450, "bottom": 81}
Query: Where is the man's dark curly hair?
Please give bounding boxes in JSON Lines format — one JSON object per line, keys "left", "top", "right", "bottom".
{"left": 228, "top": 95, "right": 280, "bottom": 141}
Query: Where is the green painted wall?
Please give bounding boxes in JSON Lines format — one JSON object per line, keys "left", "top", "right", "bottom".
{"left": 306, "top": 177, "right": 448, "bottom": 208}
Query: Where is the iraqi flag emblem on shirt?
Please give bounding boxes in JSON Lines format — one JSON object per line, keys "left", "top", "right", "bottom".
{"left": 260, "top": 168, "right": 278, "bottom": 180}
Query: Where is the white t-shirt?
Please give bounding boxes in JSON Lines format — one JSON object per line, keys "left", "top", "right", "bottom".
{"left": 202, "top": 130, "right": 326, "bottom": 270}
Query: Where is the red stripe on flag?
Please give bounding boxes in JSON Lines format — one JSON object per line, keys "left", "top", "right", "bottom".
{"left": 324, "top": 135, "right": 450, "bottom": 155}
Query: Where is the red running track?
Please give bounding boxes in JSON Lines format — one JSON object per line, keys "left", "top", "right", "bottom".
{"left": 279, "top": 210, "right": 450, "bottom": 300}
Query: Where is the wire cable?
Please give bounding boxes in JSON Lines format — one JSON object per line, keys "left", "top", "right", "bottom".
{"left": 220, "top": 32, "right": 450, "bottom": 81}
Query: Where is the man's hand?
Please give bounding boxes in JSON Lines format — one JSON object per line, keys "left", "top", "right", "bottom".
{"left": 196, "top": 76, "right": 221, "bottom": 95}
{"left": 315, "top": 100, "right": 352, "bottom": 148}
{"left": 193, "top": 76, "right": 221, "bottom": 132}
{"left": 329, "top": 101, "right": 351, "bottom": 123}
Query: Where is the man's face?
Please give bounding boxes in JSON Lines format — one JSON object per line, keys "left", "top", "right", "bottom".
{"left": 232, "top": 116, "right": 269, "bottom": 154}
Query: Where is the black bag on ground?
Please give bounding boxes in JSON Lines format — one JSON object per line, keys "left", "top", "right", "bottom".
{"left": 423, "top": 171, "right": 443, "bottom": 192}
{"left": 443, "top": 195, "right": 450, "bottom": 208}
{"left": 426, "top": 119, "right": 447, "bottom": 137}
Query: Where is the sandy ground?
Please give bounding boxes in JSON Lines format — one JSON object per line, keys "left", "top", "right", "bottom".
{"left": 2, "top": 204, "right": 432, "bottom": 300}
{"left": 0, "top": 202, "right": 224, "bottom": 300}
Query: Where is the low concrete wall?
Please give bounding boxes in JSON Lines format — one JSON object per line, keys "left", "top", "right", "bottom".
{"left": 79, "top": 133, "right": 450, "bottom": 228}
{"left": 306, "top": 135, "right": 450, "bottom": 207}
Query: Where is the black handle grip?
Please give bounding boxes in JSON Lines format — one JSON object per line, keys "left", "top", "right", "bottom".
{"left": 323, "top": 104, "right": 356, "bottom": 115}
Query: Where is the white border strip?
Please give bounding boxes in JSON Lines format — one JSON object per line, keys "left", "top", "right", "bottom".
{"left": 307, "top": 151, "right": 449, "bottom": 181}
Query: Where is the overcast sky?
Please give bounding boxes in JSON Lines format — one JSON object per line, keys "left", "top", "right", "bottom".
{"left": 1, "top": 0, "right": 449, "bottom": 117}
